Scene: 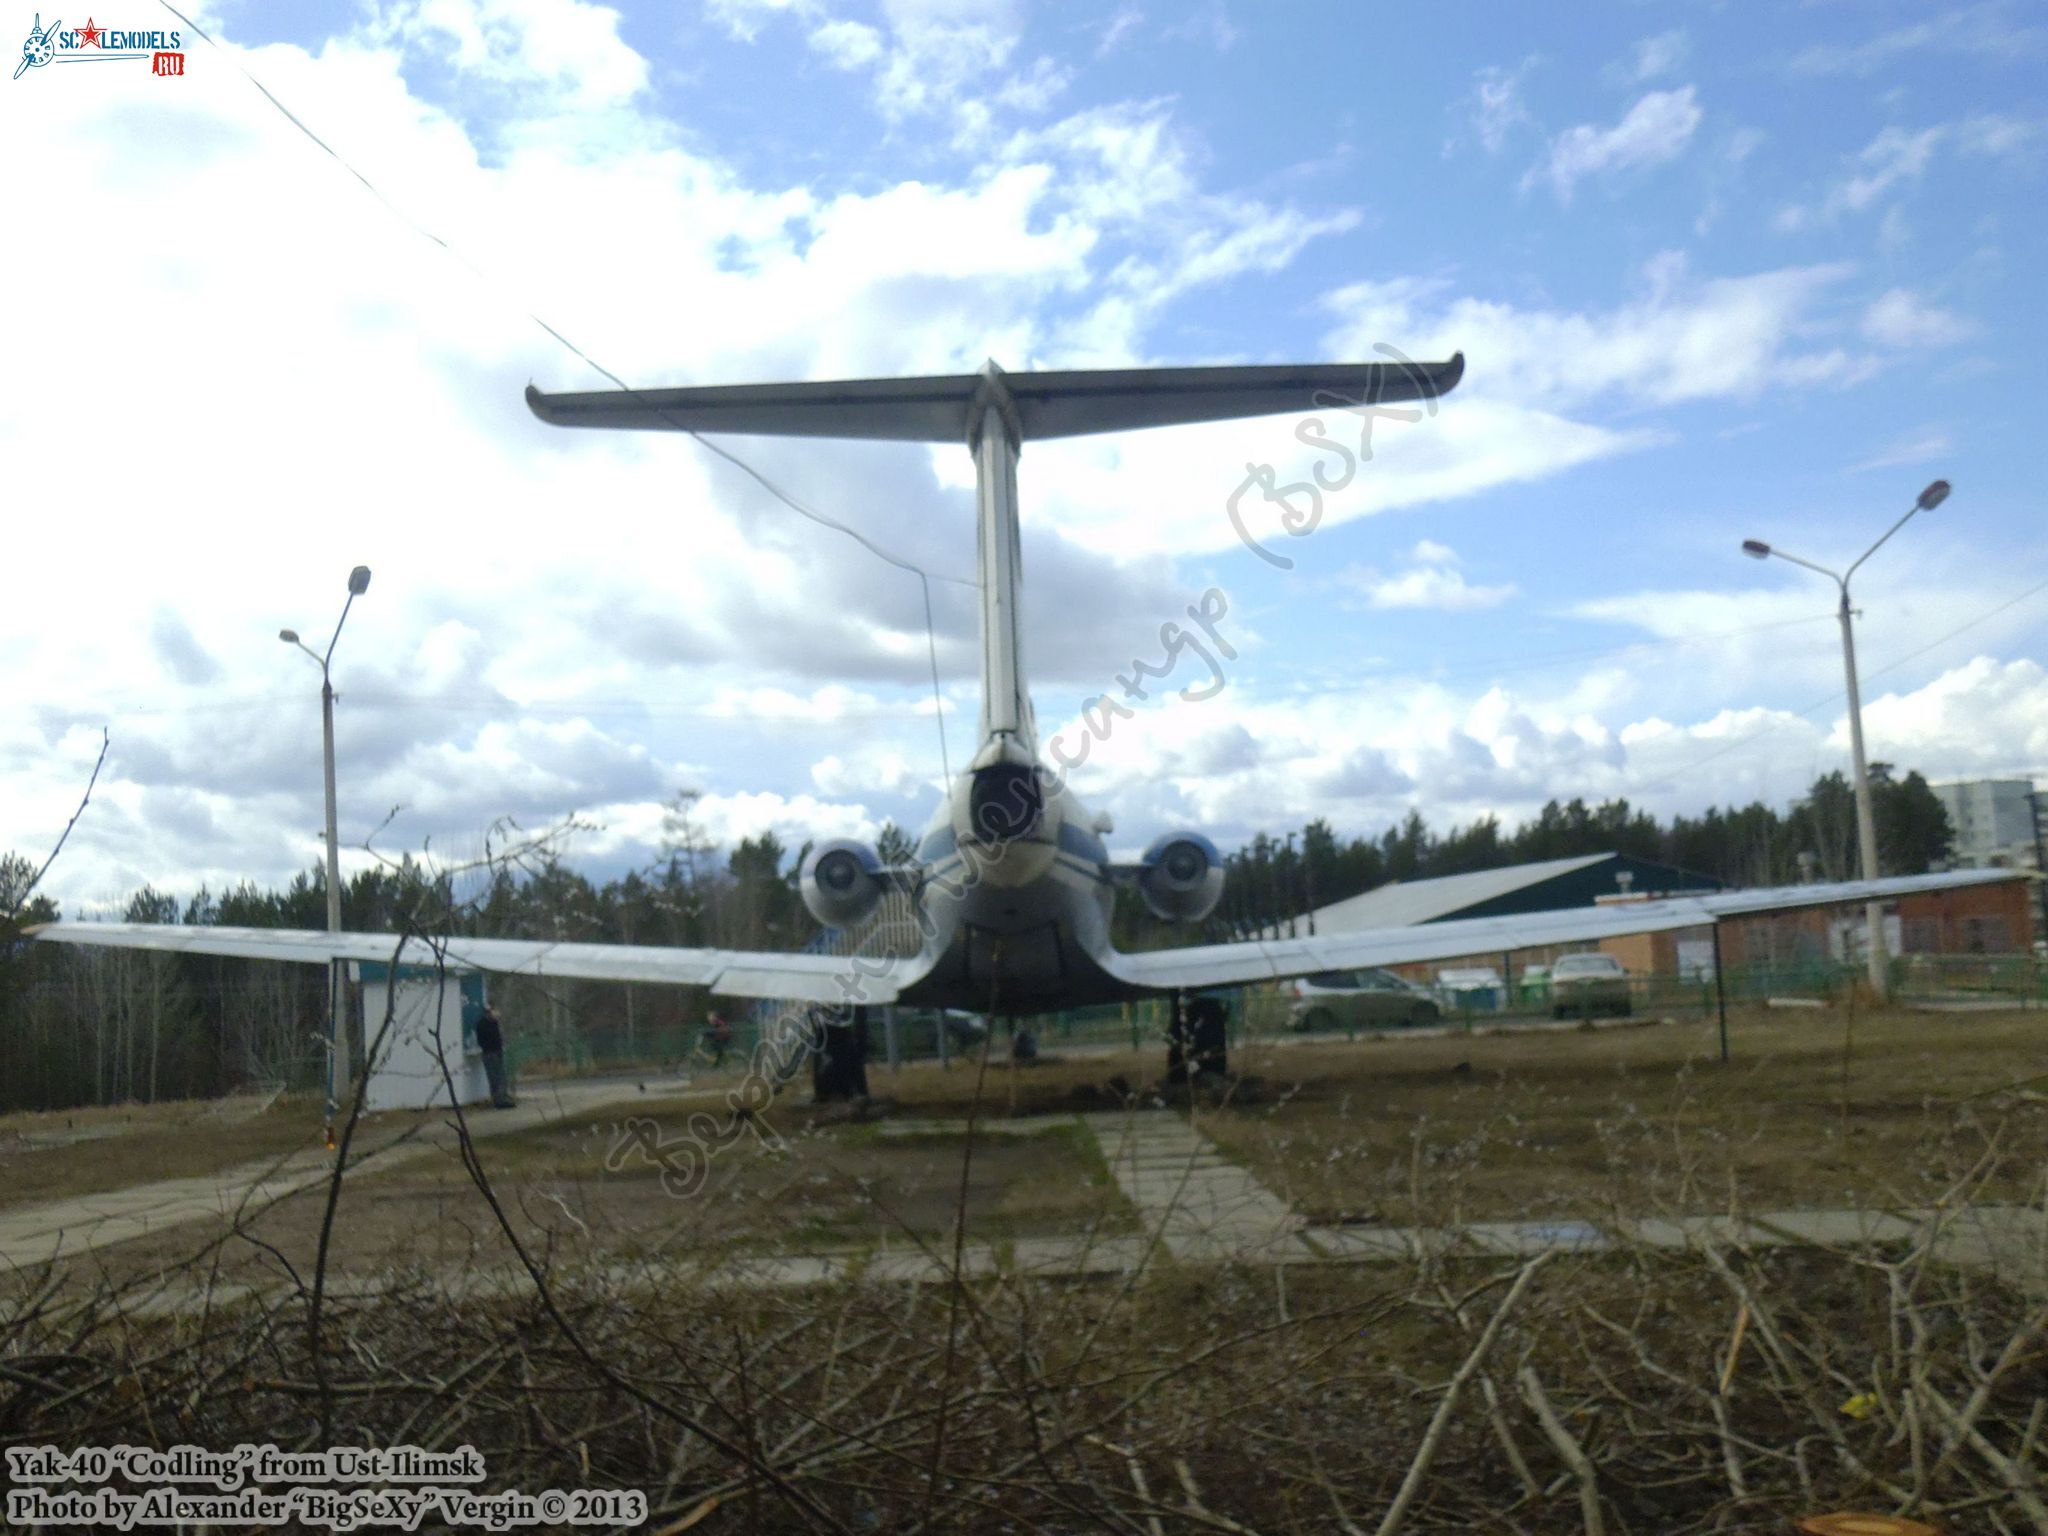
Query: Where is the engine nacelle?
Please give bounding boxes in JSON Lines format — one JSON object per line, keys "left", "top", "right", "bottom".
{"left": 1137, "top": 832, "right": 1224, "bottom": 923}
{"left": 800, "top": 839, "right": 887, "bottom": 930}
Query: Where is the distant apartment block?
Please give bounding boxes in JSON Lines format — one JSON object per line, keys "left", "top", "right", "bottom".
{"left": 1934, "top": 777, "right": 2045, "bottom": 946}
{"left": 1933, "top": 778, "right": 2042, "bottom": 866}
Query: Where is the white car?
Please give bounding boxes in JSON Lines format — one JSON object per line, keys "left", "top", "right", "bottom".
{"left": 1549, "top": 952, "right": 1632, "bottom": 1018}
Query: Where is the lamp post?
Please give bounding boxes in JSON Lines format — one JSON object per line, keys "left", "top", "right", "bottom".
{"left": 281, "top": 564, "right": 372, "bottom": 1126}
{"left": 1742, "top": 480, "right": 1949, "bottom": 1000}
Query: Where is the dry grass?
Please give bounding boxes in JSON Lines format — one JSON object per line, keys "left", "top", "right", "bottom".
{"left": 8, "top": 1222, "right": 2042, "bottom": 1533}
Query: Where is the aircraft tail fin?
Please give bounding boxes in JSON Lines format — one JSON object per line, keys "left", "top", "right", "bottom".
{"left": 525, "top": 354, "right": 1464, "bottom": 445}
{"left": 528, "top": 353, "right": 1467, "bottom": 774}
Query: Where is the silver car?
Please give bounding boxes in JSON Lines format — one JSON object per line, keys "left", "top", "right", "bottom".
{"left": 1288, "top": 969, "right": 1442, "bottom": 1032}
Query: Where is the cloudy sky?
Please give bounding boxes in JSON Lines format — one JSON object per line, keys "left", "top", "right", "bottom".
{"left": 6, "top": 0, "right": 2046, "bottom": 915}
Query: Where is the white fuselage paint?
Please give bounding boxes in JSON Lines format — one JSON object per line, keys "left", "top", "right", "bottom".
{"left": 888, "top": 365, "right": 1144, "bottom": 1014}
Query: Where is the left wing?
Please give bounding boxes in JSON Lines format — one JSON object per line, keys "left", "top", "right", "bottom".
{"left": 1103, "top": 868, "right": 2030, "bottom": 993}
{"left": 25, "top": 923, "right": 923, "bottom": 1007}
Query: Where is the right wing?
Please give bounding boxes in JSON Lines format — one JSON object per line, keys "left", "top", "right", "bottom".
{"left": 1102, "top": 868, "right": 2030, "bottom": 993}
{"left": 25, "top": 923, "right": 923, "bottom": 1007}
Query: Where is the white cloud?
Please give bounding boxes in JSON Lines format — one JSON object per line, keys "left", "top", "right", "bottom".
{"left": 1834, "top": 127, "right": 1943, "bottom": 212}
{"left": 996, "top": 56, "right": 1073, "bottom": 113}
{"left": 706, "top": 0, "right": 812, "bottom": 44}
{"left": 688, "top": 790, "right": 883, "bottom": 850}
{"left": 1525, "top": 87, "right": 1702, "bottom": 203}
{"left": 1046, "top": 645, "right": 2048, "bottom": 858}
{"left": 1161, "top": 2, "right": 1237, "bottom": 53}
{"left": 0, "top": 4, "right": 1223, "bottom": 904}
{"left": 810, "top": 750, "right": 926, "bottom": 798}
{"left": 1458, "top": 60, "right": 1534, "bottom": 155}
{"left": 977, "top": 251, "right": 1893, "bottom": 564}
{"left": 1859, "top": 658, "right": 2048, "bottom": 772}
{"left": 808, "top": 19, "right": 884, "bottom": 69}
{"left": 1342, "top": 542, "right": 1516, "bottom": 611}
{"left": 1630, "top": 29, "right": 1689, "bottom": 82}
{"left": 1323, "top": 255, "right": 1870, "bottom": 411}
{"left": 1849, "top": 429, "right": 1954, "bottom": 473}
{"left": 1095, "top": 8, "right": 1143, "bottom": 57}
{"left": 1862, "top": 288, "right": 1975, "bottom": 347}
{"left": 1357, "top": 567, "right": 1517, "bottom": 612}
{"left": 1776, "top": 126, "right": 1942, "bottom": 230}
{"left": 373, "top": 0, "right": 649, "bottom": 110}
{"left": 1787, "top": 5, "right": 2048, "bottom": 76}
{"left": 1957, "top": 112, "right": 2045, "bottom": 159}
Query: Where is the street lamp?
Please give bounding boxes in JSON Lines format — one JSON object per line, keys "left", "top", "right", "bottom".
{"left": 1742, "top": 481, "right": 1950, "bottom": 1000}
{"left": 281, "top": 564, "right": 372, "bottom": 1127}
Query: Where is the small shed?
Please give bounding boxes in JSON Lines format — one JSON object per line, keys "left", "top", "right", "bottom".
{"left": 351, "top": 961, "right": 492, "bottom": 1112}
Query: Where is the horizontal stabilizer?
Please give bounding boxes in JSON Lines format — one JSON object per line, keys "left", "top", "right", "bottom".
{"left": 526, "top": 355, "right": 1465, "bottom": 444}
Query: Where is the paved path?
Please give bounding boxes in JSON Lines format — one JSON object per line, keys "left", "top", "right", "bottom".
{"left": 0, "top": 1078, "right": 708, "bottom": 1271}
{"left": 1087, "top": 1110, "right": 1312, "bottom": 1263}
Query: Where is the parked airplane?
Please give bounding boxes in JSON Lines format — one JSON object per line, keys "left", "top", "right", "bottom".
{"left": 29, "top": 357, "right": 2017, "bottom": 1014}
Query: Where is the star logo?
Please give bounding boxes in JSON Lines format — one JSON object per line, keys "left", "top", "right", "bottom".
{"left": 75, "top": 17, "right": 101, "bottom": 47}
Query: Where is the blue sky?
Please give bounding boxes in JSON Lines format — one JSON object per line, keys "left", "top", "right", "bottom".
{"left": 5, "top": 0, "right": 2045, "bottom": 911}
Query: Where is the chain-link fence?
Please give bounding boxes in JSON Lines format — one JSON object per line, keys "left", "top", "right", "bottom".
{"left": 489, "top": 951, "right": 2047, "bottom": 1082}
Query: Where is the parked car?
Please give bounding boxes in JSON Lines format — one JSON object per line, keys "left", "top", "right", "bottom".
{"left": 1549, "top": 952, "right": 1632, "bottom": 1018}
{"left": 1288, "top": 969, "right": 1442, "bottom": 1032}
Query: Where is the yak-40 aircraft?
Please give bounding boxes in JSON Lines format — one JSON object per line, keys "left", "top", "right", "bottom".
{"left": 32, "top": 357, "right": 2012, "bottom": 1013}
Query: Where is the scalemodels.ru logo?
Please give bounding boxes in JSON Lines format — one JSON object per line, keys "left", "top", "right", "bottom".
{"left": 15, "top": 14, "right": 185, "bottom": 79}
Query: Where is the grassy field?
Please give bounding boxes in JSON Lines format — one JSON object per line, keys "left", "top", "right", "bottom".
{"left": 1202, "top": 1003, "right": 2048, "bottom": 1222}
{"left": 19, "top": 1004, "right": 2048, "bottom": 1282}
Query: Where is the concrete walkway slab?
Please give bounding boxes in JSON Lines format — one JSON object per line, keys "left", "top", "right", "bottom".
{"left": 1086, "top": 1110, "right": 1303, "bottom": 1263}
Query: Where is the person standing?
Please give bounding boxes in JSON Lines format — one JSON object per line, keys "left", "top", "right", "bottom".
{"left": 705, "top": 1010, "right": 734, "bottom": 1068}
{"left": 475, "top": 1003, "right": 514, "bottom": 1108}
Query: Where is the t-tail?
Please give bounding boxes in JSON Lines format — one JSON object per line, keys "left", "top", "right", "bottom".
{"left": 527, "top": 350, "right": 1464, "bottom": 795}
